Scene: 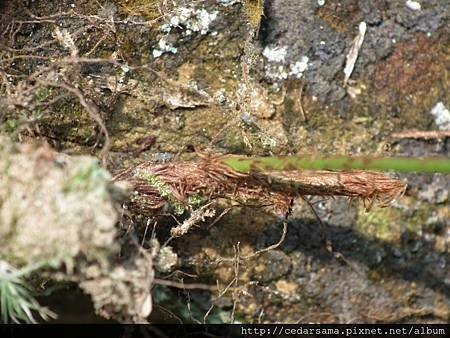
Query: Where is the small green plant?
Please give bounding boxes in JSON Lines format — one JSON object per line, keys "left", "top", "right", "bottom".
{"left": 153, "top": 286, "right": 236, "bottom": 323}
{"left": 139, "top": 173, "right": 208, "bottom": 214}
{"left": 4, "top": 119, "right": 19, "bottom": 133}
{"left": 0, "top": 261, "right": 55, "bottom": 323}
{"left": 187, "top": 194, "right": 207, "bottom": 207}
{"left": 33, "top": 87, "right": 52, "bottom": 102}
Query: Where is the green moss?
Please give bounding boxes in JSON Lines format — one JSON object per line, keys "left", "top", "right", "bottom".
{"left": 173, "top": 204, "right": 185, "bottom": 215}
{"left": 139, "top": 173, "right": 172, "bottom": 198}
{"left": 137, "top": 174, "right": 209, "bottom": 214}
{"left": 356, "top": 199, "right": 438, "bottom": 243}
{"left": 3, "top": 119, "right": 19, "bottom": 133}
{"left": 404, "top": 203, "right": 438, "bottom": 234}
{"left": 33, "top": 87, "right": 53, "bottom": 102}
{"left": 357, "top": 208, "right": 401, "bottom": 242}
{"left": 117, "top": 0, "right": 161, "bottom": 20}
{"left": 138, "top": 172, "right": 186, "bottom": 214}
{"left": 187, "top": 194, "right": 207, "bottom": 207}
{"left": 316, "top": 2, "right": 360, "bottom": 33}
{"left": 244, "top": 0, "right": 265, "bottom": 30}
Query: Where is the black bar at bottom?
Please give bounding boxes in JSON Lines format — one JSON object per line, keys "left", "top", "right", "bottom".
{"left": 0, "top": 324, "right": 448, "bottom": 338}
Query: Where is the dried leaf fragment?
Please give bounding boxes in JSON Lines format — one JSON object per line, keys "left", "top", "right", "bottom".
{"left": 343, "top": 22, "right": 367, "bottom": 86}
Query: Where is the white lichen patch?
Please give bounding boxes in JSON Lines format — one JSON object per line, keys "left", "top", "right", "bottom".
{"left": 196, "top": 9, "right": 219, "bottom": 34}
{"left": 406, "top": 0, "right": 421, "bottom": 11}
{"left": 289, "top": 56, "right": 309, "bottom": 78}
{"left": 263, "top": 45, "right": 287, "bottom": 63}
{"left": 430, "top": 102, "right": 450, "bottom": 131}
{"left": 152, "top": 37, "right": 178, "bottom": 58}
{"left": 263, "top": 45, "right": 309, "bottom": 81}
{"left": 153, "top": 5, "right": 219, "bottom": 58}
{"left": 265, "top": 64, "right": 289, "bottom": 80}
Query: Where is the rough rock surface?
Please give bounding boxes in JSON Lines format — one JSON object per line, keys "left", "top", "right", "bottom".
{"left": 0, "top": 0, "right": 448, "bottom": 324}
{"left": 0, "top": 137, "right": 153, "bottom": 322}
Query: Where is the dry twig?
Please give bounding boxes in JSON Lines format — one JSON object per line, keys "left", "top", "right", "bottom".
{"left": 170, "top": 203, "right": 216, "bottom": 238}
{"left": 392, "top": 130, "right": 450, "bottom": 140}
{"left": 153, "top": 278, "right": 218, "bottom": 292}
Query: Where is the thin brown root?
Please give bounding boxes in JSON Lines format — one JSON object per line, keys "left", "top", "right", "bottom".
{"left": 230, "top": 243, "right": 240, "bottom": 324}
{"left": 141, "top": 219, "right": 153, "bottom": 247}
{"left": 203, "top": 276, "right": 237, "bottom": 323}
{"left": 207, "top": 207, "right": 232, "bottom": 230}
{"left": 153, "top": 278, "right": 219, "bottom": 292}
{"left": 302, "top": 196, "right": 327, "bottom": 243}
{"left": 155, "top": 305, "right": 183, "bottom": 324}
{"left": 302, "top": 196, "right": 370, "bottom": 275}
{"left": 240, "top": 220, "right": 288, "bottom": 260}
{"left": 214, "top": 220, "right": 289, "bottom": 264}
{"left": 298, "top": 82, "right": 307, "bottom": 122}
{"left": 37, "top": 79, "right": 111, "bottom": 165}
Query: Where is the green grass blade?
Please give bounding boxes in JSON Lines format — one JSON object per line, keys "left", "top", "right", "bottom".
{"left": 0, "top": 283, "right": 9, "bottom": 323}
{"left": 222, "top": 156, "right": 450, "bottom": 174}
{"left": 0, "top": 263, "right": 57, "bottom": 323}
